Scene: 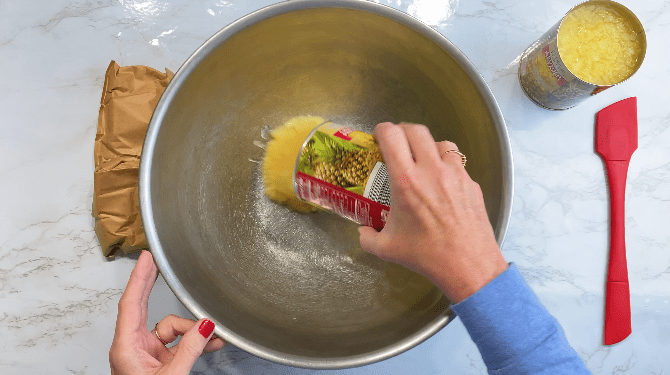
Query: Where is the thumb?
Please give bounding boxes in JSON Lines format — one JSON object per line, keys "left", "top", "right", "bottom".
{"left": 358, "top": 226, "right": 383, "bottom": 256}
{"left": 169, "top": 319, "right": 216, "bottom": 374}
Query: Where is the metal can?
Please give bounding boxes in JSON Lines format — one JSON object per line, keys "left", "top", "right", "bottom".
{"left": 293, "top": 122, "right": 391, "bottom": 230}
{"left": 518, "top": 0, "right": 646, "bottom": 110}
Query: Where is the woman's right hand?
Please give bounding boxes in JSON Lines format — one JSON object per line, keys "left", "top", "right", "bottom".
{"left": 358, "top": 122, "right": 508, "bottom": 303}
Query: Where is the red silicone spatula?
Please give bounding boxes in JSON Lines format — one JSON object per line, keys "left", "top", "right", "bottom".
{"left": 596, "top": 97, "right": 637, "bottom": 345}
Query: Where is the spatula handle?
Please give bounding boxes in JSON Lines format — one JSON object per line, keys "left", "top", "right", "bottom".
{"left": 604, "top": 159, "right": 632, "bottom": 345}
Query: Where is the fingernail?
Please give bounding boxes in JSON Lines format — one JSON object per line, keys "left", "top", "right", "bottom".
{"left": 198, "top": 319, "right": 215, "bottom": 338}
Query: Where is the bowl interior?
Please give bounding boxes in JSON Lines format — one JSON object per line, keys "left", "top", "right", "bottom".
{"left": 145, "top": 5, "right": 510, "bottom": 367}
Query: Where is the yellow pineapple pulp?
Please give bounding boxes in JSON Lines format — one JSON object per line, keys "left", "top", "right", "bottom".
{"left": 261, "top": 116, "right": 324, "bottom": 213}
{"left": 558, "top": 4, "right": 643, "bottom": 85}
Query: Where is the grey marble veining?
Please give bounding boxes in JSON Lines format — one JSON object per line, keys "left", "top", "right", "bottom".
{"left": 1, "top": 0, "right": 669, "bottom": 374}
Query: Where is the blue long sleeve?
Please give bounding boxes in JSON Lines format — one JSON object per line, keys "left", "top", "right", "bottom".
{"left": 450, "top": 263, "right": 592, "bottom": 375}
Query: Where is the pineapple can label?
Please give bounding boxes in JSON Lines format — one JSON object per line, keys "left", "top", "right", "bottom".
{"left": 518, "top": 19, "right": 601, "bottom": 110}
{"left": 293, "top": 122, "right": 391, "bottom": 230}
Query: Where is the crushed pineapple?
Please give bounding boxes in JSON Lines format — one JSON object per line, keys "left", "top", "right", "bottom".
{"left": 558, "top": 3, "right": 642, "bottom": 86}
{"left": 261, "top": 116, "right": 324, "bottom": 213}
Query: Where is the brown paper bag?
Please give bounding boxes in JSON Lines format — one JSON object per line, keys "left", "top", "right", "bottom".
{"left": 93, "top": 61, "right": 173, "bottom": 258}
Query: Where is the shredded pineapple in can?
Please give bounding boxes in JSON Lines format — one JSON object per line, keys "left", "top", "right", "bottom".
{"left": 558, "top": 3, "right": 642, "bottom": 86}
{"left": 518, "top": 0, "right": 645, "bottom": 110}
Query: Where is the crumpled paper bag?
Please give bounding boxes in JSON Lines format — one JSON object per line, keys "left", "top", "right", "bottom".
{"left": 93, "top": 61, "right": 173, "bottom": 258}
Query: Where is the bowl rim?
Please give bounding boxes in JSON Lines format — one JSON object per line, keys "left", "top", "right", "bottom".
{"left": 139, "top": 0, "right": 514, "bottom": 369}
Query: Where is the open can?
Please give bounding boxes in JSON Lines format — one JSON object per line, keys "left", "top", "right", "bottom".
{"left": 293, "top": 122, "right": 391, "bottom": 230}
{"left": 518, "top": 0, "right": 646, "bottom": 110}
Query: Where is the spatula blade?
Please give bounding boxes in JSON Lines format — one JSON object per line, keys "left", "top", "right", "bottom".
{"left": 596, "top": 97, "right": 638, "bottom": 161}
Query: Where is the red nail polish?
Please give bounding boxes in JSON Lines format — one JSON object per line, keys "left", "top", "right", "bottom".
{"left": 198, "top": 319, "right": 215, "bottom": 338}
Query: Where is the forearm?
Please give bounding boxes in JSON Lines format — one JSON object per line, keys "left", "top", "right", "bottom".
{"left": 450, "top": 263, "right": 592, "bottom": 375}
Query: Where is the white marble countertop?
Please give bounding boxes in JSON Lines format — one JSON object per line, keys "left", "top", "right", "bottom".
{"left": 2, "top": 0, "right": 669, "bottom": 373}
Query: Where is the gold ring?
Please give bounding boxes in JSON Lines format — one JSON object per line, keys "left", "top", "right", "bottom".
{"left": 154, "top": 323, "right": 169, "bottom": 345}
{"left": 442, "top": 150, "right": 467, "bottom": 167}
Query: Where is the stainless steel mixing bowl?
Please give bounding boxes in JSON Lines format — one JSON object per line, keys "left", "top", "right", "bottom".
{"left": 140, "top": 0, "right": 513, "bottom": 369}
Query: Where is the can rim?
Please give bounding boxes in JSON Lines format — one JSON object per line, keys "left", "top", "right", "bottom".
{"left": 556, "top": 0, "right": 647, "bottom": 87}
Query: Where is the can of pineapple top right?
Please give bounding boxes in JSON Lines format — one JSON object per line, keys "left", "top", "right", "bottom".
{"left": 518, "top": 0, "right": 646, "bottom": 110}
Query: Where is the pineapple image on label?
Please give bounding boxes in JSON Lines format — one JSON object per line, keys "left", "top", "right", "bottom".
{"left": 294, "top": 122, "right": 391, "bottom": 230}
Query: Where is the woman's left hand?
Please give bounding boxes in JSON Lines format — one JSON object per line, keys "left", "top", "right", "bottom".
{"left": 109, "top": 250, "right": 226, "bottom": 375}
